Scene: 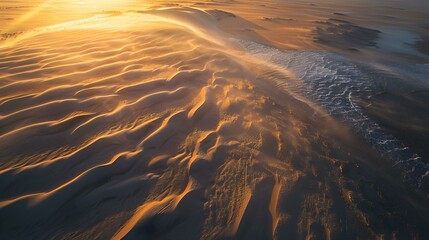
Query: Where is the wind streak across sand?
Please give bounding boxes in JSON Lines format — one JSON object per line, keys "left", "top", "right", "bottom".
{"left": 237, "top": 40, "right": 429, "bottom": 191}
{"left": 0, "top": 7, "right": 428, "bottom": 240}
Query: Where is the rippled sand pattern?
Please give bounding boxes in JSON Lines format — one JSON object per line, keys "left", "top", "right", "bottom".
{"left": 0, "top": 10, "right": 428, "bottom": 240}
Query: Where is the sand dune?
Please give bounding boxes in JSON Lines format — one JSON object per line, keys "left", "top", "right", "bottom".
{"left": 0, "top": 7, "right": 428, "bottom": 240}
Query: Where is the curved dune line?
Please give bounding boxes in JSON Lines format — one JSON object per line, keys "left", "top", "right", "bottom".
{"left": 188, "top": 86, "right": 214, "bottom": 119}
{"left": 138, "top": 110, "right": 189, "bottom": 149}
{"left": 269, "top": 174, "right": 282, "bottom": 237}
{"left": 113, "top": 178, "right": 197, "bottom": 240}
{"left": 74, "top": 85, "right": 114, "bottom": 96}
{"left": 167, "top": 69, "right": 211, "bottom": 87}
{"left": 0, "top": 67, "right": 163, "bottom": 106}
{"left": 148, "top": 46, "right": 202, "bottom": 62}
{"left": 0, "top": 100, "right": 87, "bottom": 131}
{"left": 0, "top": 122, "right": 159, "bottom": 201}
{"left": 0, "top": 52, "right": 158, "bottom": 85}
{"left": 7, "top": 39, "right": 130, "bottom": 62}
{"left": 0, "top": 149, "right": 142, "bottom": 210}
{"left": 0, "top": 51, "right": 49, "bottom": 64}
{"left": 0, "top": 115, "right": 161, "bottom": 175}
{"left": 72, "top": 87, "right": 191, "bottom": 134}
{"left": 0, "top": 36, "right": 207, "bottom": 86}
{"left": 0, "top": 111, "right": 94, "bottom": 139}
{"left": 0, "top": 98, "right": 78, "bottom": 120}
{"left": 0, "top": 47, "right": 50, "bottom": 58}
{"left": 77, "top": 94, "right": 120, "bottom": 103}
{"left": 31, "top": 84, "right": 85, "bottom": 99}
{"left": 22, "top": 29, "right": 185, "bottom": 57}
{"left": 37, "top": 46, "right": 142, "bottom": 69}
{"left": 0, "top": 61, "right": 47, "bottom": 74}
{"left": 229, "top": 187, "right": 252, "bottom": 235}
{"left": 0, "top": 93, "right": 116, "bottom": 133}
{"left": 0, "top": 93, "right": 36, "bottom": 107}
{"left": 186, "top": 130, "right": 219, "bottom": 171}
{"left": 115, "top": 78, "right": 167, "bottom": 95}
{"left": 171, "top": 52, "right": 225, "bottom": 69}
{"left": 18, "top": 31, "right": 128, "bottom": 50}
{"left": 28, "top": 51, "right": 141, "bottom": 77}
{"left": 37, "top": 39, "right": 167, "bottom": 67}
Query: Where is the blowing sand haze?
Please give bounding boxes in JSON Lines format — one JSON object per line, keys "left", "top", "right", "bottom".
{"left": 0, "top": 1, "right": 429, "bottom": 239}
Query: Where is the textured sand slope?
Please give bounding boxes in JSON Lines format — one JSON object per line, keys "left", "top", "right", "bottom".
{"left": 0, "top": 8, "right": 428, "bottom": 240}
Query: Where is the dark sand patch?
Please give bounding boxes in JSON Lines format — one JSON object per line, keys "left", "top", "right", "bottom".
{"left": 362, "top": 91, "right": 429, "bottom": 163}
{"left": 0, "top": 32, "right": 23, "bottom": 41}
{"left": 415, "top": 37, "right": 429, "bottom": 56}
{"left": 0, "top": 6, "right": 32, "bottom": 10}
{"left": 261, "top": 17, "right": 294, "bottom": 23}
{"left": 314, "top": 19, "right": 380, "bottom": 49}
{"left": 207, "top": 9, "right": 237, "bottom": 19}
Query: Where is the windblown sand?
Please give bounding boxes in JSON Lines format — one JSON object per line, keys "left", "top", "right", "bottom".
{"left": 0, "top": 2, "right": 429, "bottom": 240}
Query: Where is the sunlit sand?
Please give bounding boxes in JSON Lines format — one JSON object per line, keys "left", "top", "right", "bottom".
{"left": 0, "top": 1, "right": 428, "bottom": 239}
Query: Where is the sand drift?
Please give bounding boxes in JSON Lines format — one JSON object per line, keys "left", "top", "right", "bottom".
{"left": 238, "top": 41, "right": 429, "bottom": 190}
{"left": 0, "top": 8, "right": 428, "bottom": 240}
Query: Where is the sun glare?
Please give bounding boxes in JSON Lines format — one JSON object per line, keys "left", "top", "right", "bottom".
{"left": 3, "top": 0, "right": 133, "bottom": 33}
{"left": 74, "top": 0, "right": 131, "bottom": 8}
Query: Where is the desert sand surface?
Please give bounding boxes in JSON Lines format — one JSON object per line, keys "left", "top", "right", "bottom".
{"left": 0, "top": 1, "right": 429, "bottom": 239}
